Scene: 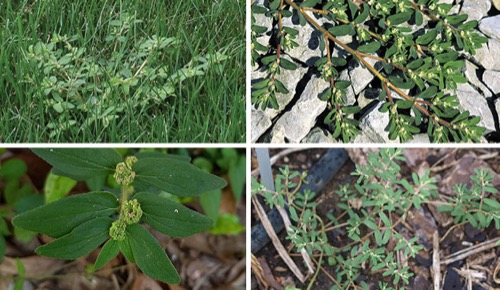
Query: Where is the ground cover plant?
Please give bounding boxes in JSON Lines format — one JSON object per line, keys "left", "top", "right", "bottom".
{"left": 251, "top": 0, "right": 489, "bottom": 142}
{"left": 0, "top": 0, "right": 244, "bottom": 142}
{"left": 0, "top": 148, "right": 246, "bottom": 289}
{"left": 251, "top": 148, "right": 500, "bottom": 289}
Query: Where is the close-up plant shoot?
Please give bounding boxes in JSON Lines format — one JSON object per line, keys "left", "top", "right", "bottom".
{"left": 251, "top": 0, "right": 500, "bottom": 143}
{"left": 0, "top": 148, "right": 246, "bottom": 289}
{"left": 251, "top": 148, "right": 500, "bottom": 289}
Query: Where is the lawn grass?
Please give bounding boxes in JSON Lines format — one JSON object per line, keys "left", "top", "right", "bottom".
{"left": 0, "top": 0, "right": 245, "bottom": 143}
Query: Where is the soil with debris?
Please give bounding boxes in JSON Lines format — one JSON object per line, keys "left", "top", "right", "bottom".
{"left": 0, "top": 149, "right": 246, "bottom": 290}
{"left": 251, "top": 148, "right": 500, "bottom": 289}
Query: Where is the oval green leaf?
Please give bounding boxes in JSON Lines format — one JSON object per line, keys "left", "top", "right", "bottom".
{"left": 12, "top": 191, "right": 118, "bottom": 238}
{"left": 133, "top": 158, "right": 227, "bottom": 197}
{"left": 357, "top": 41, "right": 380, "bottom": 53}
{"left": 36, "top": 217, "right": 112, "bottom": 260}
{"left": 31, "top": 149, "right": 121, "bottom": 179}
{"left": 127, "top": 224, "right": 181, "bottom": 285}
{"left": 94, "top": 239, "right": 119, "bottom": 270}
{"left": 135, "top": 192, "right": 213, "bottom": 237}
{"left": 328, "top": 25, "right": 355, "bottom": 37}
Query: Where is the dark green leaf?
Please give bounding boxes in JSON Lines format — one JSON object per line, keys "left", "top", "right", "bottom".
{"left": 135, "top": 192, "right": 213, "bottom": 237}
{"left": 458, "top": 20, "right": 478, "bottom": 30}
{"left": 416, "top": 30, "right": 438, "bottom": 45}
{"left": 328, "top": 25, "right": 355, "bottom": 37}
{"left": 0, "top": 159, "right": 27, "bottom": 179}
{"left": 335, "top": 81, "right": 351, "bottom": 90}
{"left": 94, "top": 239, "right": 119, "bottom": 270}
{"left": 389, "top": 76, "right": 415, "bottom": 89}
{"left": 416, "top": 86, "right": 437, "bottom": 99}
{"left": 387, "top": 12, "right": 412, "bottom": 26}
{"left": 229, "top": 156, "right": 245, "bottom": 202}
{"left": 300, "top": 0, "right": 319, "bottom": 8}
{"left": 118, "top": 238, "right": 135, "bottom": 263}
{"left": 279, "top": 58, "right": 297, "bottom": 70}
{"left": 275, "top": 79, "right": 289, "bottom": 94}
{"left": 133, "top": 158, "right": 227, "bottom": 197}
{"left": 331, "top": 57, "right": 347, "bottom": 66}
{"left": 435, "top": 51, "right": 458, "bottom": 63}
{"left": 354, "top": 5, "right": 370, "bottom": 24}
{"left": 12, "top": 191, "right": 118, "bottom": 238}
{"left": 134, "top": 152, "right": 191, "bottom": 162}
{"left": 269, "top": 0, "right": 280, "bottom": 11}
{"left": 31, "top": 149, "right": 121, "bottom": 179}
{"left": 251, "top": 5, "right": 267, "bottom": 14}
{"left": 348, "top": 0, "right": 358, "bottom": 19}
{"left": 407, "top": 58, "right": 424, "bottom": 70}
{"left": 357, "top": 41, "right": 380, "bottom": 53}
{"left": 446, "top": 14, "right": 467, "bottom": 25}
{"left": 396, "top": 100, "right": 414, "bottom": 109}
{"left": 261, "top": 55, "right": 277, "bottom": 65}
{"left": 0, "top": 236, "right": 5, "bottom": 261}
{"left": 415, "top": 10, "right": 423, "bottom": 26}
{"left": 127, "top": 224, "right": 180, "bottom": 284}
{"left": 36, "top": 217, "right": 111, "bottom": 259}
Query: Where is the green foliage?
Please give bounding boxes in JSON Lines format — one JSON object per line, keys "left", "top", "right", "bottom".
{"left": 251, "top": 0, "right": 488, "bottom": 142}
{"left": 12, "top": 149, "right": 227, "bottom": 284}
{"left": 252, "top": 149, "right": 500, "bottom": 288}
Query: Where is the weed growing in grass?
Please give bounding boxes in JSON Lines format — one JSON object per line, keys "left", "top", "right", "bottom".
{"left": 0, "top": 0, "right": 244, "bottom": 142}
{"left": 252, "top": 149, "right": 500, "bottom": 289}
{"left": 12, "top": 149, "right": 227, "bottom": 284}
{"left": 252, "top": 0, "right": 488, "bottom": 142}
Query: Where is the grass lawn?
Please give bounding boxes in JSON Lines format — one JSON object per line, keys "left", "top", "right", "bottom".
{"left": 0, "top": 0, "right": 245, "bottom": 143}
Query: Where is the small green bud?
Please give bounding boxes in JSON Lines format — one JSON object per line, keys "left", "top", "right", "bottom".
{"left": 121, "top": 199, "right": 143, "bottom": 224}
{"left": 109, "top": 220, "right": 127, "bottom": 241}
{"left": 114, "top": 161, "right": 136, "bottom": 185}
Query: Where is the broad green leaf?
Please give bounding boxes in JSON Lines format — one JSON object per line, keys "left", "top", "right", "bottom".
{"left": 357, "top": 41, "right": 380, "bottom": 53}
{"left": 354, "top": 5, "right": 369, "bottom": 24}
{"left": 36, "top": 217, "right": 112, "bottom": 260}
{"left": 415, "top": 10, "right": 423, "bottom": 26}
{"left": 335, "top": 81, "right": 351, "bottom": 90}
{"left": 416, "top": 86, "right": 437, "bottom": 99}
{"left": 118, "top": 238, "right": 135, "bottom": 263}
{"left": 416, "top": 30, "right": 438, "bottom": 45}
{"left": 300, "top": 0, "right": 319, "bottom": 8}
{"left": 389, "top": 76, "right": 415, "bottom": 89}
{"left": 31, "top": 149, "right": 121, "bottom": 179}
{"left": 133, "top": 158, "right": 227, "bottom": 197}
{"left": 396, "top": 100, "right": 414, "bottom": 109}
{"left": 44, "top": 170, "right": 77, "bottom": 203}
{"left": 446, "top": 14, "right": 467, "bottom": 25}
{"left": 209, "top": 213, "right": 245, "bottom": 235}
{"left": 458, "top": 20, "right": 477, "bottom": 30}
{"left": 387, "top": 12, "right": 412, "bottom": 26}
{"left": 435, "top": 51, "right": 458, "bottom": 63}
{"left": 12, "top": 191, "right": 118, "bottom": 238}
{"left": 199, "top": 190, "right": 222, "bottom": 220}
{"left": 261, "top": 55, "right": 277, "bottom": 65}
{"left": 328, "top": 25, "right": 355, "bottom": 36}
{"left": 127, "top": 224, "right": 180, "bottom": 284}
{"left": 0, "top": 159, "right": 27, "bottom": 179}
{"left": 94, "top": 239, "right": 119, "bottom": 270}
{"left": 279, "top": 58, "right": 297, "bottom": 70}
{"left": 135, "top": 192, "right": 213, "bottom": 237}
{"left": 229, "top": 156, "right": 246, "bottom": 202}
{"left": 135, "top": 152, "right": 191, "bottom": 162}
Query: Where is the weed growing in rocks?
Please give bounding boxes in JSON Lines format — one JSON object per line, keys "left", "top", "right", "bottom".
{"left": 252, "top": 0, "right": 490, "bottom": 143}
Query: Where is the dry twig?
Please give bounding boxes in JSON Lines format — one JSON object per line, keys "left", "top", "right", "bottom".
{"left": 441, "top": 237, "right": 500, "bottom": 265}
{"left": 432, "top": 231, "right": 441, "bottom": 290}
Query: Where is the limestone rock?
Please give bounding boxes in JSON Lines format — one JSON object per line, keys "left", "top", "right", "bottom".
{"left": 301, "top": 127, "right": 336, "bottom": 143}
{"left": 474, "top": 38, "right": 500, "bottom": 70}
{"left": 492, "top": 0, "right": 500, "bottom": 11}
{"left": 461, "top": 0, "right": 491, "bottom": 21}
{"left": 282, "top": 11, "right": 323, "bottom": 66}
{"left": 479, "top": 15, "right": 500, "bottom": 40}
{"left": 406, "top": 134, "right": 431, "bottom": 144}
{"left": 455, "top": 83, "right": 495, "bottom": 131}
{"left": 482, "top": 70, "right": 500, "bottom": 94}
{"left": 251, "top": 108, "right": 272, "bottom": 142}
{"left": 349, "top": 57, "right": 381, "bottom": 95}
{"left": 464, "top": 61, "right": 492, "bottom": 98}
{"left": 359, "top": 102, "right": 400, "bottom": 143}
{"left": 270, "top": 124, "right": 286, "bottom": 143}
{"left": 338, "top": 69, "right": 356, "bottom": 106}
{"left": 273, "top": 75, "right": 329, "bottom": 143}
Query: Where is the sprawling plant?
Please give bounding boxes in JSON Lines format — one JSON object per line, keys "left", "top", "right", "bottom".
{"left": 252, "top": 0, "right": 488, "bottom": 142}
{"left": 24, "top": 13, "right": 227, "bottom": 137}
{"left": 12, "top": 149, "right": 227, "bottom": 284}
{"left": 252, "top": 149, "right": 500, "bottom": 289}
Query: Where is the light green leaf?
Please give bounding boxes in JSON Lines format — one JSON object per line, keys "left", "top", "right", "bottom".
{"left": 229, "top": 156, "right": 246, "bottom": 202}
{"left": 133, "top": 158, "right": 227, "bottom": 197}
{"left": 200, "top": 190, "right": 222, "bottom": 220}
{"left": 135, "top": 192, "right": 213, "bottom": 237}
{"left": 44, "top": 170, "right": 77, "bottom": 203}
{"left": 12, "top": 191, "right": 118, "bottom": 238}
{"left": 94, "top": 239, "right": 119, "bottom": 270}
{"left": 36, "top": 217, "right": 112, "bottom": 259}
{"left": 31, "top": 149, "right": 121, "bottom": 179}
{"left": 127, "top": 224, "right": 180, "bottom": 284}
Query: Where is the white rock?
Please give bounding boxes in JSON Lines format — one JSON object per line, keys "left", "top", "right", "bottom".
{"left": 464, "top": 61, "right": 492, "bottom": 98}
{"left": 349, "top": 57, "right": 380, "bottom": 95}
{"left": 273, "top": 75, "right": 329, "bottom": 143}
{"left": 492, "top": 0, "right": 500, "bottom": 11}
{"left": 479, "top": 15, "right": 500, "bottom": 40}
{"left": 405, "top": 134, "right": 431, "bottom": 144}
{"left": 474, "top": 38, "right": 500, "bottom": 70}
{"left": 455, "top": 83, "right": 495, "bottom": 131}
{"left": 270, "top": 124, "right": 286, "bottom": 143}
{"left": 359, "top": 102, "right": 400, "bottom": 143}
{"left": 461, "top": 0, "right": 491, "bottom": 21}
{"left": 251, "top": 108, "right": 272, "bottom": 142}
{"left": 483, "top": 70, "right": 500, "bottom": 94}
{"left": 301, "top": 127, "right": 336, "bottom": 143}
{"left": 282, "top": 11, "right": 323, "bottom": 66}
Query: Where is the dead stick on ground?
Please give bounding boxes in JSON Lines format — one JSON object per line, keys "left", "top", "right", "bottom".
{"left": 252, "top": 196, "right": 306, "bottom": 283}
{"left": 251, "top": 148, "right": 309, "bottom": 177}
{"left": 441, "top": 237, "right": 500, "bottom": 265}
{"left": 276, "top": 205, "right": 315, "bottom": 275}
{"left": 432, "top": 231, "right": 441, "bottom": 290}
